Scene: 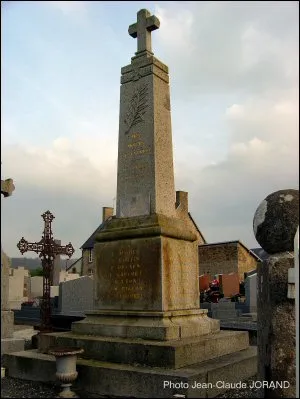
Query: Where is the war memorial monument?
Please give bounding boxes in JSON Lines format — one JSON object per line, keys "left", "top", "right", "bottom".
{"left": 4, "top": 9, "right": 257, "bottom": 398}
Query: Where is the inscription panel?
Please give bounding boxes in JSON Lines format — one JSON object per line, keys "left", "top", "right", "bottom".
{"left": 95, "top": 238, "right": 162, "bottom": 311}
{"left": 117, "top": 127, "right": 154, "bottom": 217}
{"left": 116, "top": 74, "right": 155, "bottom": 218}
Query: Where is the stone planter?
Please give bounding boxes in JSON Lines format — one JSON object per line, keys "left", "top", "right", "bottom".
{"left": 49, "top": 347, "right": 84, "bottom": 398}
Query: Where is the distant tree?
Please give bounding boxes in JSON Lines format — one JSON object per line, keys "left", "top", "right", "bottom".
{"left": 30, "top": 267, "right": 43, "bottom": 277}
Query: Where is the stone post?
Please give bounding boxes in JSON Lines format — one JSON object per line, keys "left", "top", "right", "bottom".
{"left": 295, "top": 227, "right": 299, "bottom": 398}
{"left": 1, "top": 177, "right": 25, "bottom": 354}
{"left": 254, "top": 189, "right": 298, "bottom": 398}
{"left": 1, "top": 249, "right": 14, "bottom": 338}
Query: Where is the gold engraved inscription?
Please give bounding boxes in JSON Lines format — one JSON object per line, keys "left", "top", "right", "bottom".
{"left": 131, "top": 133, "right": 141, "bottom": 139}
{"left": 122, "top": 132, "right": 152, "bottom": 160}
{"left": 110, "top": 246, "right": 143, "bottom": 301}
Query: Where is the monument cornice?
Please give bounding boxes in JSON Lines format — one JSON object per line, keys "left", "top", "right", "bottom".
{"left": 121, "top": 56, "right": 169, "bottom": 84}
{"left": 95, "top": 213, "right": 197, "bottom": 243}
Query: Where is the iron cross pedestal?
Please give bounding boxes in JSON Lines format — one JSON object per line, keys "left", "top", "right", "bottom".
{"left": 17, "top": 211, "right": 74, "bottom": 332}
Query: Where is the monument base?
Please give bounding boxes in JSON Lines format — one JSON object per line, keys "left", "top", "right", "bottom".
{"left": 37, "top": 328, "right": 250, "bottom": 368}
{"left": 4, "top": 346, "right": 257, "bottom": 398}
{"left": 70, "top": 309, "right": 220, "bottom": 340}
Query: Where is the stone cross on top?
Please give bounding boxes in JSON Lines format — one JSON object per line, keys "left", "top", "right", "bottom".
{"left": 128, "top": 9, "right": 160, "bottom": 55}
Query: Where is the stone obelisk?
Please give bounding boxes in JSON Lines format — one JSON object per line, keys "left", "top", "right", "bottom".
{"left": 116, "top": 9, "right": 175, "bottom": 219}
{"left": 10, "top": 11, "right": 256, "bottom": 398}
{"left": 73, "top": 8, "right": 219, "bottom": 337}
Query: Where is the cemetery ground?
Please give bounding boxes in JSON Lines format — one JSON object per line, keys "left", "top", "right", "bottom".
{"left": 1, "top": 325, "right": 260, "bottom": 399}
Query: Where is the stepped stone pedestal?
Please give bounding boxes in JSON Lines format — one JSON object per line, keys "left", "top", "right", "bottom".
{"left": 3, "top": 9, "right": 256, "bottom": 397}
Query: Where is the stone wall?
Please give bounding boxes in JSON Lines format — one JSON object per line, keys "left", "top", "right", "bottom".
{"left": 198, "top": 242, "right": 257, "bottom": 281}
{"left": 237, "top": 244, "right": 258, "bottom": 280}
{"left": 198, "top": 243, "right": 238, "bottom": 277}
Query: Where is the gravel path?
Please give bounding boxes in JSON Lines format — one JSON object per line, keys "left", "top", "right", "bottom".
{"left": 1, "top": 375, "right": 259, "bottom": 398}
{"left": 1, "top": 377, "right": 57, "bottom": 398}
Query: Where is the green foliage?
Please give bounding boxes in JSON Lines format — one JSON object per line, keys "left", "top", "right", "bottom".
{"left": 30, "top": 267, "right": 43, "bottom": 277}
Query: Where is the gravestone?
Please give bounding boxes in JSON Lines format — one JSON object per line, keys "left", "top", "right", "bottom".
{"left": 199, "top": 274, "right": 211, "bottom": 292}
{"left": 30, "top": 276, "right": 43, "bottom": 298}
{"left": 1, "top": 177, "right": 25, "bottom": 354}
{"left": 4, "top": 10, "right": 257, "bottom": 397}
{"left": 244, "top": 272, "right": 257, "bottom": 312}
{"left": 255, "top": 189, "right": 298, "bottom": 398}
{"left": 57, "top": 276, "right": 94, "bottom": 315}
{"left": 219, "top": 273, "right": 240, "bottom": 298}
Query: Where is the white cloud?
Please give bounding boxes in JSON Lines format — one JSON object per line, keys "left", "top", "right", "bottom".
{"left": 154, "top": 1, "right": 298, "bottom": 96}
{"left": 1, "top": 135, "right": 117, "bottom": 201}
{"left": 155, "top": 5, "right": 195, "bottom": 55}
{"left": 46, "top": 1, "right": 88, "bottom": 16}
{"left": 226, "top": 104, "right": 245, "bottom": 118}
{"left": 2, "top": 1, "right": 299, "bottom": 257}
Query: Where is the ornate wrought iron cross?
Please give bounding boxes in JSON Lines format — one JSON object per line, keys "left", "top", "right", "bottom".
{"left": 17, "top": 211, "right": 74, "bottom": 331}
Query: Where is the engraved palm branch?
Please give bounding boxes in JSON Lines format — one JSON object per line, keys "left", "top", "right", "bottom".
{"left": 124, "top": 84, "right": 149, "bottom": 134}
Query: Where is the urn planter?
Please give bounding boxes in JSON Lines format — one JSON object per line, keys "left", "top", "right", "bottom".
{"left": 49, "top": 347, "right": 84, "bottom": 398}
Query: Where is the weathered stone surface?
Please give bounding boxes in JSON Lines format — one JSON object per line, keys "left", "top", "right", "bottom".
{"left": 38, "top": 329, "right": 249, "bottom": 369}
{"left": 4, "top": 347, "right": 257, "bottom": 398}
{"left": 1, "top": 250, "right": 25, "bottom": 354}
{"left": 58, "top": 276, "right": 94, "bottom": 314}
{"left": 128, "top": 9, "right": 160, "bottom": 56}
{"left": 94, "top": 214, "right": 199, "bottom": 312}
{"left": 1, "top": 182, "right": 23, "bottom": 353}
{"left": 1, "top": 178, "right": 15, "bottom": 197}
{"left": 1, "top": 310, "right": 14, "bottom": 338}
{"left": 1, "top": 251, "right": 25, "bottom": 354}
{"left": 116, "top": 52, "right": 175, "bottom": 219}
{"left": 1, "top": 249, "right": 10, "bottom": 311}
{"left": 4, "top": 9, "right": 258, "bottom": 396}
{"left": 1, "top": 338, "right": 25, "bottom": 356}
{"left": 71, "top": 309, "right": 219, "bottom": 341}
{"left": 253, "top": 189, "right": 299, "bottom": 254}
{"left": 257, "top": 253, "right": 296, "bottom": 398}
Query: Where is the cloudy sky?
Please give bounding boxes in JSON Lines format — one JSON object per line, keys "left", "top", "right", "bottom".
{"left": 2, "top": 1, "right": 299, "bottom": 258}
